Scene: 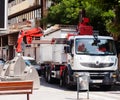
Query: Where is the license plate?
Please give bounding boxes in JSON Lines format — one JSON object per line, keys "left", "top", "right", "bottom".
{"left": 92, "top": 80, "right": 103, "bottom": 83}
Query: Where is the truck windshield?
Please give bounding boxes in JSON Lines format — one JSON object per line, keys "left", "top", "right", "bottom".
{"left": 75, "top": 38, "right": 116, "bottom": 55}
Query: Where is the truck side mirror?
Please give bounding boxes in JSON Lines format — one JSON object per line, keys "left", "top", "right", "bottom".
{"left": 66, "top": 41, "right": 70, "bottom": 45}
{"left": 64, "top": 46, "right": 71, "bottom": 53}
{"left": 66, "top": 40, "right": 74, "bottom": 45}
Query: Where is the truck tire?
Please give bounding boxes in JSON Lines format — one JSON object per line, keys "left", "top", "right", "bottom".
{"left": 45, "top": 68, "right": 54, "bottom": 83}
{"left": 64, "top": 69, "right": 71, "bottom": 88}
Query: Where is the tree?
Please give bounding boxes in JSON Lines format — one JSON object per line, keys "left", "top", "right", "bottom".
{"left": 44, "top": 0, "right": 120, "bottom": 37}
{"left": 107, "top": 4, "right": 120, "bottom": 38}
{"left": 45, "top": 0, "right": 82, "bottom": 25}
{"left": 81, "top": 0, "right": 115, "bottom": 35}
{"left": 86, "top": 0, "right": 120, "bottom": 37}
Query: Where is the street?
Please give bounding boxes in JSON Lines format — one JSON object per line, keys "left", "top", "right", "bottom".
{"left": 38, "top": 77, "right": 120, "bottom": 100}
{"left": 0, "top": 77, "right": 120, "bottom": 100}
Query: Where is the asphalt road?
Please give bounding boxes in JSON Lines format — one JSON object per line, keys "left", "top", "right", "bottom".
{"left": 0, "top": 77, "right": 120, "bottom": 100}
{"left": 38, "top": 77, "right": 120, "bottom": 100}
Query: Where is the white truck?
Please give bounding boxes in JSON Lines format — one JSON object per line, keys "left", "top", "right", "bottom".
{"left": 39, "top": 24, "right": 118, "bottom": 89}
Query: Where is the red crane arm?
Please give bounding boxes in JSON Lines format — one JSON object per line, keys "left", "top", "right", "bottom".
{"left": 16, "top": 27, "right": 43, "bottom": 53}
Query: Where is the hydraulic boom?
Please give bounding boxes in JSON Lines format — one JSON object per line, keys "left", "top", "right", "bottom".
{"left": 16, "top": 27, "right": 43, "bottom": 53}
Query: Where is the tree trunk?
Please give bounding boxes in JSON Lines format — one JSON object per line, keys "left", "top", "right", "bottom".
{"left": 114, "top": 5, "right": 120, "bottom": 25}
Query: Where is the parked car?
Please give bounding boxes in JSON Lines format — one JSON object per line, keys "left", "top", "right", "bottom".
{"left": 22, "top": 56, "right": 41, "bottom": 76}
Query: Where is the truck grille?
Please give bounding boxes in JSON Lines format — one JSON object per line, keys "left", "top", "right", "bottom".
{"left": 80, "top": 63, "right": 114, "bottom": 68}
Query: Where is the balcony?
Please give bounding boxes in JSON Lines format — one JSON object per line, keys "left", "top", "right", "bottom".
{"left": 8, "top": 18, "right": 40, "bottom": 33}
{"left": 8, "top": 0, "right": 41, "bottom": 18}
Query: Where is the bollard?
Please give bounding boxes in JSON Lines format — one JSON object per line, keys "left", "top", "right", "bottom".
{"left": 76, "top": 72, "right": 89, "bottom": 100}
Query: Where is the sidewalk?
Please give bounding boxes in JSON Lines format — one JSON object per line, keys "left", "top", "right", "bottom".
{"left": 0, "top": 86, "right": 83, "bottom": 100}
{"left": 0, "top": 81, "right": 120, "bottom": 100}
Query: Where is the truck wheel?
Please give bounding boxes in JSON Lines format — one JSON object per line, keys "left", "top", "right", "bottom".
{"left": 64, "top": 70, "right": 71, "bottom": 88}
{"left": 45, "top": 69, "right": 53, "bottom": 83}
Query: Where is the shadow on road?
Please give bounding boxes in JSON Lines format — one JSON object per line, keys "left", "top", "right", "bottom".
{"left": 40, "top": 76, "right": 68, "bottom": 91}
{"left": 40, "top": 76, "right": 120, "bottom": 92}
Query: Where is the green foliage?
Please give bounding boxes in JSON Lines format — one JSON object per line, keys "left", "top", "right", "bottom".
{"left": 107, "top": 22, "right": 120, "bottom": 36}
{"left": 43, "top": 0, "right": 120, "bottom": 37}
{"left": 46, "top": 0, "right": 81, "bottom": 25}
{"left": 81, "top": 0, "right": 118, "bottom": 35}
{"left": 106, "top": 6, "right": 120, "bottom": 36}
{"left": 106, "top": 19, "right": 120, "bottom": 37}
{"left": 81, "top": 1, "right": 106, "bottom": 31}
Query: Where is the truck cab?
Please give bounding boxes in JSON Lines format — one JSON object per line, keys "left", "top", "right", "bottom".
{"left": 67, "top": 34, "right": 118, "bottom": 87}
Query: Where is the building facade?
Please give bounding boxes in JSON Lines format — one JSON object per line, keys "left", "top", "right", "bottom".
{"left": 0, "top": 0, "right": 51, "bottom": 61}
